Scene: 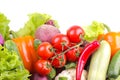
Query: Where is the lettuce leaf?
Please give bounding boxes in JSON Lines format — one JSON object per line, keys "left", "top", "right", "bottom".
{"left": 0, "top": 45, "right": 30, "bottom": 80}
{"left": 83, "top": 21, "right": 105, "bottom": 42}
{"left": 0, "top": 13, "right": 10, "bottom": 40}
{"left": 16, "top": 13, "right": 59, "bottom": 37}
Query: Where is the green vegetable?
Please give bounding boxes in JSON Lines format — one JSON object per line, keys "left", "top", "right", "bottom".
{"left": 0, "top": 13, "right": 10, "bottom": 40}
{"left": 116, "top": 75, "right": 120, "bottom": 80}
{"left": 0, "top": 45, "right": 30, "bottom": 80}
{"left": 16, "top": 13, "right": 59, "bottom": 37}
{"left": 59, "top": 77, "right": 68, "bottom": 80}
{"left": 34, "top": 39, "right": 41, "bottom": 50}
{"left": 4, "top": 40, "right": 20, "bottom": 56}
{"left": 47, "top": 67, "right": 56, "bottom": 80}
{"left": 4, "top": 40, "right": 24, "bottom": 69}
{"left": 87, "top": 40, "right": 111, "bottom": 80}
{"left": 83, "top": 21, "right": 105, "bottom": 42}
{"left": 65, "top": 62, "right": 76, "bottom": 69}
{"left": 107, "top": 50, "right": 120, "bottom": 79}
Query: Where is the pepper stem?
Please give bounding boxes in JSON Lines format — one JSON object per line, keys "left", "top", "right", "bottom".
{"left": 103, "top": 23, "right": 111, "bottom": 32}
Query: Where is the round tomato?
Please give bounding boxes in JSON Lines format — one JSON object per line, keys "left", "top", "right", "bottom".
{"left": 52, "top": 34, "right": 70, "bottom": 51}
{"left": 34, "top": 59, "right": 52, "bottom": 76}
{"left": 51, "top": 53, "right": 66, "bottom": 68}
{"left": 67, "top": 25, "right": 84, "bottom": 43}
{"left": 66, "top": 47, "right": 82, "bottom": 62}
{"left": 37, "top": 42, "right": 54, "bottom": 59}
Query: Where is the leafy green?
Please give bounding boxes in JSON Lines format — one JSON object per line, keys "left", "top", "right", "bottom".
{"left": 47, "top": 67, "right": 56, "bottom": 80}
{"left": 0, "top": 13, "right": 10, "bottom": 40}
{"left": 16, "top": 13, "right": 59, "bottom": 37}
{"left": 0, "top": 45, "right": 30, "bottom": 80}
{"left": 65, "top": 62, "right": 76, "bottom": 69}
{"left": 83, "top": 21, "right": 106, "bottom": 42}
{"left": 116, "top": 75, "right": 120, "bottom": 80}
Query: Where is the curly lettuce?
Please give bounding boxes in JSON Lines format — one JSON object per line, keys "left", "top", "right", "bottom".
{"left": 16, "top": 13, "right": 59, "bottom": 37}
{"left": 0, "top": 45, "right": 30, "bottom": 80}
{"left": 83, "top": 21, "right": 106, "bottom": 42}
{"left": 0, "top": 13, "right": 10, "bottom": 40}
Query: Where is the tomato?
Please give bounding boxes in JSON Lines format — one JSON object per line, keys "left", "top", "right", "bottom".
{"left": 66, "top": 47, "right": 82, "bottom": 62}
{"left": 37, "top": 42, "right": 54, "bottom": 60}
{"left": 52, "top": 34, "right": 70, "bottom": 51}
{"left": 34, "top": 59, "right": 52, "bottom": 76}
{"left": 51, "top": 52, "right": 66, "bottom": 68}
{"left": 67, "top": 25, "right": 84, "bottom": 43}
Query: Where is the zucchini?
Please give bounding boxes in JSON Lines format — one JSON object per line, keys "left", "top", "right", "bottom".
{"left": 87, "top": 40, "right": 111, "bottom": 80}
{"left": 107, "top": 50, "right": 120, "bottom": 79}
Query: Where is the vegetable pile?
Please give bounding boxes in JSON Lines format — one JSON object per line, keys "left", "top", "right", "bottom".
{"left": 0, "top": 12, "right": 120, "bottom": 80}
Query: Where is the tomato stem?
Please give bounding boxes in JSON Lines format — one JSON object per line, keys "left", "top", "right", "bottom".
{"left": 51, "top": 41, "right": 83, "bottom": 61}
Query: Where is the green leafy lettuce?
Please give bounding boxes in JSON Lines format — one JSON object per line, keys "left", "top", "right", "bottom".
{"left": 83, "top": 21, "right": 106, "bottom": 42}
{"left": 0, "top": 13, "right": 10, "bottom": 40}
{"left": 16, "top": 13, "right": 59, "bottom": 37}
{"left": 0, "top": 45, "right": 30, "bottom": 80}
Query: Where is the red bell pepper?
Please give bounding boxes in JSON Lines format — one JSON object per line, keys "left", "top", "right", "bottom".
{"left": 76, "top": 40, "right": 100, "bottom": 80}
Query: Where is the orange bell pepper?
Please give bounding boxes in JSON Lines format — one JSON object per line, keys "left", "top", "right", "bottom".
{"left": 98, "top": 32, "right": 120, "bottom": 58}
{"left": 13, "top": 36, "right": 38, "bottom": 73}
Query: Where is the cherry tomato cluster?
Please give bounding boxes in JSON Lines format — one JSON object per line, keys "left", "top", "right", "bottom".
{"left": 34, "top": 25, "right": 85, "bottom": 76}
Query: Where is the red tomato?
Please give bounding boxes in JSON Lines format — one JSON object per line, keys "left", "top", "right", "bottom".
{"left": 52, "top": 34, "right": 70, "bottom": 51}
{"left": 34, "top": 59, "right": 52, "bottom": 76}
{"left": 51, "top": 53, "right": 66, "bottom": 68}
{"left": 37, "top": 42, "right": 54, "bottom": 59}
{"left": 67, "top": 25, "right": 84, "bottom": 43}
{"left": 66, "top": 47, "right": 82, "bottom": 62}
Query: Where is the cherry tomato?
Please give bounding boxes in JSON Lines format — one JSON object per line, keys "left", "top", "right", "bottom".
{"left": 51, "top": 52, "right": 66, "bottom": 68}
{"left": 34, "top": 59, "right": 52, "bottom": 76}
{"left": 52, "top": 34, "right": 70, "bottom": 51}
{"left": 67, "top": 25, "right": 84, "bottom": 43}
{"left": 37, "top": 42, "right": 54, "bottom": 59}
{"left": 66, "top": 47, "right": 82, "bottom": 62}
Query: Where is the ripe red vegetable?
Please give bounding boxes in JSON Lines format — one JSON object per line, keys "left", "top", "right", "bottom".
{"left": 66, "top": 47, "right": 82, "bottom": 62}
{"left": 52, "top": 34, "right": 70, "bottom": 51}
{"left": 37, "top": 42, "right": 54, "bottom": 60}
{"left": 67, "top": 25, "right": 84, "bottom": 43}
{"left": 76, "top": 40, "right": 100, "bottom": 80}
{"left": 34, "top": 59, "right": 52, "bottom": 76}
{"left": 51, "top": 52, "right": 66, "bottom": 68}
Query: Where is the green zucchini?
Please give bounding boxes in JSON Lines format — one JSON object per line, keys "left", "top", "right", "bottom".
{"left": 87, "top": 40, "right": 111, "bottom": 80}
{"left": 107, "top": 50, "right": 120, "bottom": 79}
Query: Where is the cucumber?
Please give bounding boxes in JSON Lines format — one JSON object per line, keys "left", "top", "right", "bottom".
{"left": 107, "top": 50, "right": 120, "bottom": 79}
{"left": 87, "top": 40, "right": 111, "bottom": 80}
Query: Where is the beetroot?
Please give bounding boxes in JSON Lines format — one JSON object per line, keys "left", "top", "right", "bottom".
{"left": 35, "top": 24, "right": 60, "bottom": 43}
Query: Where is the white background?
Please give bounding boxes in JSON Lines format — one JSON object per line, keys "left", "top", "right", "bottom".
{"left": 0, "top": 0, "right": 120, "bottom": 33}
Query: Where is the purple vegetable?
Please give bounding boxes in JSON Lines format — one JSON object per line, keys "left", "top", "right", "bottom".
{"left": 45, "top": 20, "right": 54, "bottom": 26}
{"left": 35, "top": 24, "right": 60, "bottom": 43}
{"left": 30, "top": 73, "right": 48, "bottom": 80}
{"left": 0, "top": 34, "right": 4, "bottom": 45}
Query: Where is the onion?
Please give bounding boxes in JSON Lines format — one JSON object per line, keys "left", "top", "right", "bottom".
{"left": 0, "top": 34, "right": 4, "bottom": 45}
{"left": 30, "top": 73, "right": 48, "bottom": 80}
{"left": 35, "top": 24, "right": 60, "bottom": 43}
